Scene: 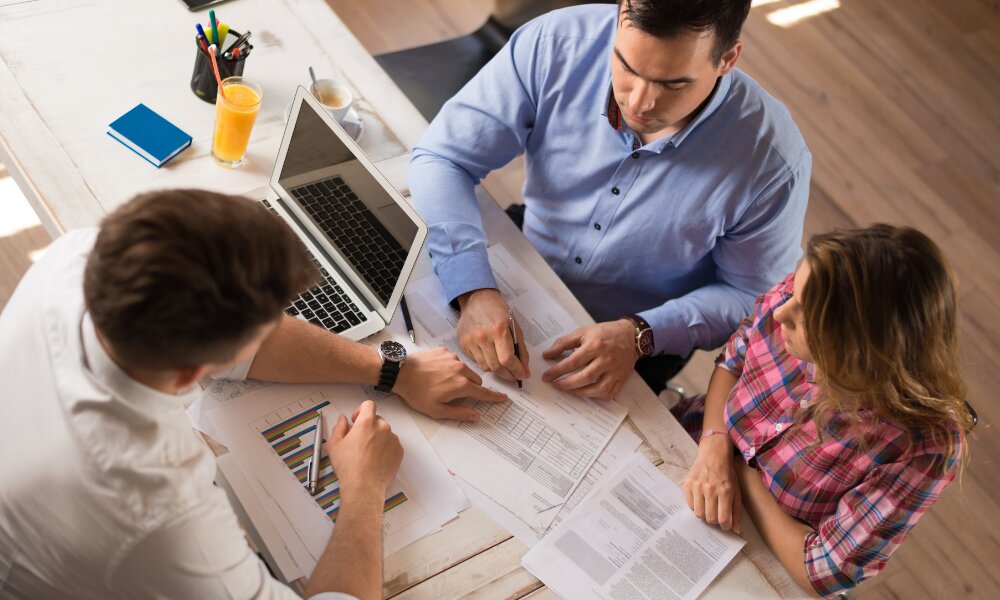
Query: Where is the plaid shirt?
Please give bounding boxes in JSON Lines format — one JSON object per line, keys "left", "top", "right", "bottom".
{"left": 675, "top": 275, "right": 964, "bottom": 596}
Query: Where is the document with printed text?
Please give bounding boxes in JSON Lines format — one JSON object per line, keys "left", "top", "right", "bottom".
{"left": 408, "top": 244, "right": 629, "bottom": 530}
{"left": 522, "top": 453, "right": 745, "bottom": 600}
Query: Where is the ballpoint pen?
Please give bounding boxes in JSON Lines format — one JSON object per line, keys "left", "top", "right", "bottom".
{"left": 400, "top": 295, "right": 415, "bottom": 344}
{"left": 508, "top": 309, "right": 522, "bottom": 389}
{"left": 308, "top": 410, "right": 324, "bottom": 495}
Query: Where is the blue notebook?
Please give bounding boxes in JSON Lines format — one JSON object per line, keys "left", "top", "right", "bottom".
{"left": 107, "top": 103, "right": 192, "bottom": 168}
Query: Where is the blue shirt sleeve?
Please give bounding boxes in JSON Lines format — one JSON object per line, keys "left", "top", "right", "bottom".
{"left": 409, "top": 17, "right": 548, "bottom": 303}
{"left": 639, "top": 152, "right": 811, "bottom": 355}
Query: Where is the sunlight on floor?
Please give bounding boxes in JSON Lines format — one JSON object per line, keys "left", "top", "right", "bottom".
{"left": 0, "top": 174, "right": 39, "bottom": 238}
{"left": 766, "top": 0, "right": 840, "bottom": 27}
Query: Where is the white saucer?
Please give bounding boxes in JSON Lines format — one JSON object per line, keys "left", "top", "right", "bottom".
{"left": 284, "top": 101, "right": 364, "bottom": 142}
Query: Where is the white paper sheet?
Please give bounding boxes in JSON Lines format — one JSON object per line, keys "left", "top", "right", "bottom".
{"left": 206, "top": 382, "right": 465, "bottom": 575}
{"left": 522, "top": 454, "right": 746, "bottom": 600}
{"left": 408, "top": 244, "right": 628, "bottom": 530}
{"left": 458, "top": 423, "right": 643, "bottom": 547}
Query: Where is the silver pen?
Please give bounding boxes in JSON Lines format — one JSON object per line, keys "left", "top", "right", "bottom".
{"left": 308, "top": 410, "right": 324, "bottom": 495}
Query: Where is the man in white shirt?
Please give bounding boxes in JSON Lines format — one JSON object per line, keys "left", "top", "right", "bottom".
{"left": 0, "top": 189, "right": 507, "bottom": 599}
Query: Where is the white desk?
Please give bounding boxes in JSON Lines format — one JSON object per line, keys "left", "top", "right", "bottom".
{"left": 0, "top": 1, "right": 805, "bottom": 597}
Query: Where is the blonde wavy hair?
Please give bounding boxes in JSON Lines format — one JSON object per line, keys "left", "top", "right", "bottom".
{"left": 798, "top": 224, "right": 972, "bottom": 472}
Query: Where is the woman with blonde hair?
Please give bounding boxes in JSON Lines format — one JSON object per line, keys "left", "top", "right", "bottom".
{"left": 676, "top": 224, "right": 974, "bottom": 597}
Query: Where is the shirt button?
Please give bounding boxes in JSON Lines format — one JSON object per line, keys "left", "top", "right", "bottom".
{"left": 775, "top": 423, "right": 783, "bottom": 432}
{"left": 611, "top": 187, "right": 620, "bottom": 195}
{"left": 631, "top": 152, "right": 640, "bottom": 159}
{"left": 574, "top": 256, "right": 582, "bottom": 264}
{"left": 594, "top": 223, "right": 602, "bottom": 230}
{"left": 745, "top": 446, "right": 756, "bottom": 458}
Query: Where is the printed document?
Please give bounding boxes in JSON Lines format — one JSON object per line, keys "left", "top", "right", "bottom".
{"left": 407, "top": 244, "right": 628, "bottom": 529}
{"left": 522, "top": 454, "right": 745, "bottom": 600}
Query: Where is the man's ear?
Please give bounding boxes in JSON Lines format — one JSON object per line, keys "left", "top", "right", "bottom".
{"left": 174, "top": 365, "right": 211, "bottom": 393}
{"left": 717, "top": 41, "right": 742, "bottom": 75}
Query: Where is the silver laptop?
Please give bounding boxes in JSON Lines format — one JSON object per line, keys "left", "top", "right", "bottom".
{"left": 258, "top": 87, "right": 426, "bottom": 340}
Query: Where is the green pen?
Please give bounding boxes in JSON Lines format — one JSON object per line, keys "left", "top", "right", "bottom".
{"left": 209, "top": 9, "right": 219, "bottom": 45}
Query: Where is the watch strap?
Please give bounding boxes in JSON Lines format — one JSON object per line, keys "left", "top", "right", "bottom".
{"left": 375, "top": 359, "right": 401, "bottom": 393}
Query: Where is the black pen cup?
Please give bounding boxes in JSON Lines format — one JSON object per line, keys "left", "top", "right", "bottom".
{"left": 191, "top": 32, "right": 248, "bottom": 103}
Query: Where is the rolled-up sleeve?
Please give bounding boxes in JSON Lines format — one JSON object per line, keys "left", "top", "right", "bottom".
{"left": 803, "top": 453, "right": 958, "bottom": 596}
{"left": 712, "top": 274, "right": 794, "bottom": 376}
{"left": 409, "top": 17, "right": 547, "bottom": 303}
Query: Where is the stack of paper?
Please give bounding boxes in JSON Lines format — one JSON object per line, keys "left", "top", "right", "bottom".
{"left": 403, "top": 244, "right": 633, "bottom": 542}
{"left": 193, "top": 381, "right": 467, "bottom": 582}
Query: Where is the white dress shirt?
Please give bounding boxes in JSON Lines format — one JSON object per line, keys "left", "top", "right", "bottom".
{"left": 0, "top": 229, "right": 355, "bottom": 600}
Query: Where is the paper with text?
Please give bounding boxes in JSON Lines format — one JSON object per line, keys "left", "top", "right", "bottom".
{"left": 411, "top": 244, "right": 628, "bottom": 530}
{"left": 522, "top": 454, "right": 745, "bottom": 600}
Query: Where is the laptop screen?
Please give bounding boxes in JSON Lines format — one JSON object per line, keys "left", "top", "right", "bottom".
{"left": 276, "top": 101, "right": 420, "bottom": 307}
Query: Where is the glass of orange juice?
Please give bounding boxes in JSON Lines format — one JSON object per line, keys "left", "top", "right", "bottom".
{"left": 212, "top": 76, "right": 262, "bottom": 168}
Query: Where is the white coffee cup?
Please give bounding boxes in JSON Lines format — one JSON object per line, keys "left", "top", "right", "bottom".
{"left": 309, "top": 79, "right": 353, "bottom": 123}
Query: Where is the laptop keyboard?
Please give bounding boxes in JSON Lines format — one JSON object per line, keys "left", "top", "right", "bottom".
{"left": 261, "top": 199, "right": 369, "bottom": 334}
{"left": 288, "top": 176, "right": 407, "bottom": 304}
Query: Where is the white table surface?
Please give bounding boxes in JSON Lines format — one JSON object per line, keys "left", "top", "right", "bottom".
{"left": 0, "top": 0, "right": 804, "bottom": 597}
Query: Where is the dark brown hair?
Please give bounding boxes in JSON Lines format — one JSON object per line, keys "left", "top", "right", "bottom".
{"left": 84, "top": 189, "right": 317, "bottom": 370}
{"left": 620, "top": 0, "right": 752, "bottom": 63}
{"left": 800, "top": 224, "right": 971, "bottom": 469}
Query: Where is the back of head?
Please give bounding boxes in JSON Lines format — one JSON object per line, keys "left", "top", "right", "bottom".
{"left": 83, "top": 189, "right": 317, "bottom": 371}
{"left": 801, "top": 224, "right": 972, "bottom": 451}
{"left": 619, "top": 0, "right": 753, "bottom": 62}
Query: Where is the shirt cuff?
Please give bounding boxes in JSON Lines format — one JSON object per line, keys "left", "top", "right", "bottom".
{"left": 307, "top": 593, "right": 360, "bottom": 600}
{"left": 638, "top": 302, "right": 696, "bottom": 357}
{"left": 432, "top": 248, "right": 499, "bottom": 304}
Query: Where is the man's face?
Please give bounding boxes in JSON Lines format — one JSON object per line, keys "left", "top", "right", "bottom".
{"left": 610, "top": 6, "right": 740, "bottom": 136}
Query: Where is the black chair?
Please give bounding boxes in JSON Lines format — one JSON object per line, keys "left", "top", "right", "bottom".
{"left": 374, "top": 16, "right": 513, "bottom": 122}
{"left": 375, "top": 1, "right": 616, "bottom": 122}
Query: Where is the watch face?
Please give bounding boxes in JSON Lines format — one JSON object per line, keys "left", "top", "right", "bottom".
{"left": 380, "top": 340, "right": 407, "bottom": 362}
{"left": 638, "top": 330, "right": 654, "bottom": 356}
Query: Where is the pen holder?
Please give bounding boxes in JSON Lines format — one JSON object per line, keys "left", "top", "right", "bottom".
{"left": 190, "top": 32, "right": 248, "bottom": 103}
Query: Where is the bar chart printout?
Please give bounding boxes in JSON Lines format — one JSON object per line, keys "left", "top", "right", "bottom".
{"left": 253, "top": 391, "right": 407, "bottom": 522}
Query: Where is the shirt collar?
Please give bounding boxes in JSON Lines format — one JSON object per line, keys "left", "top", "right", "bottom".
{"left": 81, "top": 313, "right": 199, "bottom": 416}
{"left": 601, "top": 71, "right": 734, "bottom": 148}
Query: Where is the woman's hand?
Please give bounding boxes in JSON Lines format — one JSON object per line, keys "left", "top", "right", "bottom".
{"left": 683, "top": 434, "right": 743, "bottom": 534}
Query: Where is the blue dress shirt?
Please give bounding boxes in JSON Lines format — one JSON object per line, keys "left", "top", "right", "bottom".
{"left": 409, "top": 5, "right": 811, "bottom": 356}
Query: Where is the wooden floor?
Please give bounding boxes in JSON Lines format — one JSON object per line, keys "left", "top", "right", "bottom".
{"left": 0, "top": 0, "right": 995, "bottom": 597}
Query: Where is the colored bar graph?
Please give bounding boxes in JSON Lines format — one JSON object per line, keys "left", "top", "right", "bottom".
{"left": 256, "top": 392, "right": 408, "bottom": 525}
{"left": 262, "top": 400, "right": 330, "bottom": 442}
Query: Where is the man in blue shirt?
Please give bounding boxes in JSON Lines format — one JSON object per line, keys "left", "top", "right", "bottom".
{"left": 409, "top": 0, "right": 810, "bottom": 397}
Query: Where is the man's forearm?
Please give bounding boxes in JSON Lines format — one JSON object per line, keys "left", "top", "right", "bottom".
{"left": 303, "top": 492, "right": 386, "bottom": 600}
{"left": 737, "top": 462, "right": 819, "bottom": 596}
{"left": 247, "top": 316, "right": 380, "bottom": 384}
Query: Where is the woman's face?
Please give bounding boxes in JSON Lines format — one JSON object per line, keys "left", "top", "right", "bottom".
{"left": 773, "top": 260, "right": 813, "bottom": 362}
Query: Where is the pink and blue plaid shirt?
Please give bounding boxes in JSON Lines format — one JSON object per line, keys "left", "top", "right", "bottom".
{"left": 674, "top": 275, "right": 964, "bottom": 596}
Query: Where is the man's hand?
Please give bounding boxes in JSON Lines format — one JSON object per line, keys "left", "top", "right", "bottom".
{"left": 683, "top": 434, "right": 743, "bottom": 534}
{"left": 455, "top": 288, "right": 531, "bottom": 382}
{"left": 541, "top": 319, "right": 638, "bottom": 400}
{"left": 326, "top": 401, "right": 403, "bottom": 501}
{"left": 393, "top": 347, "right": 509, "bottom": 421}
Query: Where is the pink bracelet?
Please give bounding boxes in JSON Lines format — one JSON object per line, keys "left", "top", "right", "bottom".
{"left": 700, "top": 428, "right": 725, "bottom": 442}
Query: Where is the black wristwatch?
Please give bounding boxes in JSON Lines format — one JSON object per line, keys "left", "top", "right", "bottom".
{"left": 621, "top": 315, "right": 655, "bottom": 358}
{"left": 375, "top": 340, "right": 407, "bottom": 393}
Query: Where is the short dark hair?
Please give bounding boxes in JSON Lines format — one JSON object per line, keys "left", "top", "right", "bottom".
{"left": 620, "top": 0, "right": 752, "bottom": 63}
{"left": 84, "top": 189, "right": 317, "bottom": 370}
